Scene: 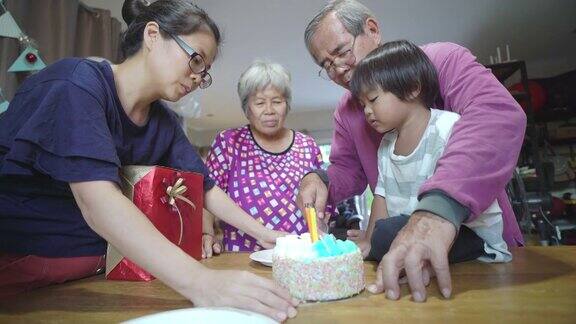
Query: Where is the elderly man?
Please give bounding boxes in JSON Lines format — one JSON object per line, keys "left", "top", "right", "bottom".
{"left": 297, "top": 0, "right": 526, "bottom": 303}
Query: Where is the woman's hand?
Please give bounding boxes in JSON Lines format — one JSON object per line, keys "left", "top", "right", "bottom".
{"left": 185, "top": 268, "right": 299, "bottom": 322}
{"left": 257, "top": 229, "right": 286, "bottom": 249}
{"left": 71, "top": 182, "right": 294, "bottom": 320}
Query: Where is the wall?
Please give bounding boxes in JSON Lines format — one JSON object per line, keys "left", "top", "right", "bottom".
{"left": 186, "top": 108, "right": 335, "bottom": 147}
{"left": 80, "top": 0, "right": 576, "bottom": 146}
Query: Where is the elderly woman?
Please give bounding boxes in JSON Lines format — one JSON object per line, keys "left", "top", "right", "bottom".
{"left": 205, "top": 60, "right": 328, "bottom": 252}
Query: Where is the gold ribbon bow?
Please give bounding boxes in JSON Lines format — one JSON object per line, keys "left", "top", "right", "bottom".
{"left": 166, "top": 178, "right": 196, "bottom": 245}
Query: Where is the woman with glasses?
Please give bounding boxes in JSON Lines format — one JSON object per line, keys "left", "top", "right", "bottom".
{"left": 0, "top": 0, "right": 297, "bottom": 321}
{"left": 203, "top": 60, "right": 331, "bottom": 254}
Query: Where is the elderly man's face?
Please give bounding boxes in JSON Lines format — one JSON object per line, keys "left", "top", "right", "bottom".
{"left": 309, "top": 12, "right": 381, "bottom": 89}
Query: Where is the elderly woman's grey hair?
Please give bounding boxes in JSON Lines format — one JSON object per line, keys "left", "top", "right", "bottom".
{"left": 304, "top": 0, "right": 375, "bottom": 57}
{"left": 237, "top": 60, "right": 292, "bottom": 115}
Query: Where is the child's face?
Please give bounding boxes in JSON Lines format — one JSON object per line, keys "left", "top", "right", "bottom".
{"left": 358, "top": 88, "right": 409, "bottom": 134}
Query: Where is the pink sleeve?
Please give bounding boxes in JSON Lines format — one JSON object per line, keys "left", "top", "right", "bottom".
{"left": 326, "top": 105, "right": 369, "bottom": 205}
{"left": 419, "top": 44, "right": 527, "bottom": 220}
{"left": 309, "top": 138, "right": 336, "bottom": 219}
{"left": 312, "top": 142, "right": 324, "bottom": 169}
{"left": 205, "top": 131, "right": 232, "bottom": 192}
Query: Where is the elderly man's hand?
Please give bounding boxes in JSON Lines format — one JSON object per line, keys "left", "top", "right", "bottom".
{"left": 296, "top": 172, "right": 329, "bottom": 221}
{"left": 367, "top": 211, "right": 456, "bottom": 302}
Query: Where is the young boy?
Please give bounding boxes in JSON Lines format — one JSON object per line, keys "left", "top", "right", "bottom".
{"left": 349, "top": 40, "right": 512, "bottom": 264}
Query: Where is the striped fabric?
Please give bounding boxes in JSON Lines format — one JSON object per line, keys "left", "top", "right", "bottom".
{"left": 375, "top": 109, "right": 512, "bottom": 263}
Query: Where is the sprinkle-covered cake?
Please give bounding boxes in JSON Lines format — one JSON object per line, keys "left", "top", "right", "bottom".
{"left": 272, "top": 234, "right": 364, "bottom": 301}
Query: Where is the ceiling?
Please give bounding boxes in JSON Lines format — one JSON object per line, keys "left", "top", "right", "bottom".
{"left": 83, "top": 0, "right": 576, "bottom": 135}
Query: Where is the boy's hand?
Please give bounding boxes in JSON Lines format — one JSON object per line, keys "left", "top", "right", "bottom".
{"left": 347, "top": 229, "right": 371, "bottom": 259}
{"left": 357, "top": 239, "right": 371, "bottom": 259}
{"left": 347, "top": 229, "right": 366, "bottom": 241}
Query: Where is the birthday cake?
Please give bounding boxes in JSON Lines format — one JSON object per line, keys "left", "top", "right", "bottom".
{"left": 272, "top": 234, "right": 365, "bottom": 301}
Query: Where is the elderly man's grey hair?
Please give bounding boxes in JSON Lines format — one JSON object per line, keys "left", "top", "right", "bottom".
{"left": 304, "top": 0, "right": 375, "bottom": 59}
{"left": 237, "top": 60, "right": 292, "bottom": 115}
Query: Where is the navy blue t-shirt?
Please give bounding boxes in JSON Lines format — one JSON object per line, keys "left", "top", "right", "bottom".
{"left": 0, "top": 58, "right": 215, "bottom": 257}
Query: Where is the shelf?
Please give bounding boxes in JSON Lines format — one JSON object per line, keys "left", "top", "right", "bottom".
{"left": 547, "top": 137, "right": 576, "bottom": 146}
{"left": 510, "top": 91, "right": 529, "bottom": 101}
{"left": 486, "top": 61, "right": 526, "bottom": 83}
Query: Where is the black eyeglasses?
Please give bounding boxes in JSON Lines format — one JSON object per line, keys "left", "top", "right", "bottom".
{"left": 164, "top": 29, "right": 213, "bottom": 89}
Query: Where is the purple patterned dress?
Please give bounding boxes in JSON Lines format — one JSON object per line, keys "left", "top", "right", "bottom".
{"left": 206, "top": 125, "right": 326, "bottom": 252}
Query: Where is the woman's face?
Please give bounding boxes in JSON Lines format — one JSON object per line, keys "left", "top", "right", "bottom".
{"left": 246, "top": 85, "right": 288, "bottom": 137}
{"left": 146, "top": 24, "right": 218, "bottom": 102}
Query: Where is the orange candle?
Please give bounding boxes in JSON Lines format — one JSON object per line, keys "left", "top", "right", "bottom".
{"left": 304, "top": 205, "right": 310, "bottom": 226}
{"left": 308, "top": 206, "right": 319, "bottom": 243}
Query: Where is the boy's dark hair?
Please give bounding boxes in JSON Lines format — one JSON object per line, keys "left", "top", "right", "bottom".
{"left": 350, "top": 40, "right": 439, "bottom": 107}
{"left": 121, "top": 0, "right": 222, "bottom": 58}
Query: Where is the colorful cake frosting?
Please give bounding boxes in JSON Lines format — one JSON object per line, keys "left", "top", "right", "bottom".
{"left": 272, "top": 233, "right": 365, "bottom": 301}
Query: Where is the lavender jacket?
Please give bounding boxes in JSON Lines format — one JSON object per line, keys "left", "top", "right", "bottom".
{"left": 326, "top": 42, "right": 526, "bottom": 247}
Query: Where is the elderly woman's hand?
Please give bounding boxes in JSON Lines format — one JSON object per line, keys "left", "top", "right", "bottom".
{"left": 201, "top": 231, "right": 223, "bottom": 259}
{"left": 201, "top": 212, "right": 224, "bottom": 258}
{"left": 296, "top": 172, "right": 329, "bottom": 222}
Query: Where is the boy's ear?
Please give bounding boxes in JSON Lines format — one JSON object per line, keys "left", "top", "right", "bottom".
{"left": 408, "top": 84, "right": 421, "bottom": 101}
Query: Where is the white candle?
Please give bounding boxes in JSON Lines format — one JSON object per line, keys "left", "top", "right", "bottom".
{"left": 506, "top": 45, "right": 511, "bottom": 61}
{"left": 496, "top": 47, "right": 502, "bottom": 63}
{"left": 490, "top": 55, "right": 494, "bottom": 64}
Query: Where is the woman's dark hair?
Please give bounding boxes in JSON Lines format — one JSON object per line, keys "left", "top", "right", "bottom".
{"left": 121, "top": 0, "right": 222, "bottom": 58}
{"left": 350, "top": 40, "right": 439, "bottom": 107}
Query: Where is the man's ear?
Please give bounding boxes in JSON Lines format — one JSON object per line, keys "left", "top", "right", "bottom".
{"left": 364, "top": 17, "right": 381, "bottom": 45}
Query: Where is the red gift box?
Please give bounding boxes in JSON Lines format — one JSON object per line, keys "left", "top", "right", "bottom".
{"left": 105, "top": 166, "right": 203, "bottom": 281}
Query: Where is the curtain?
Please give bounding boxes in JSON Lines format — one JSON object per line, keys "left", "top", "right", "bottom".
{"left": 0, "top": 0, "right": 122, "bottom": 100}
{"left": 75, "top": 5, "right": 122, "bottom": 61}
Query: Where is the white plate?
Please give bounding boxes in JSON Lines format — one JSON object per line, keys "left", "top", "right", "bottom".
{"left": 249, "top": 249, "right": 273, "bottom": 267}
{"left": 124, "top": 307, "right": 278, "bottom": 324}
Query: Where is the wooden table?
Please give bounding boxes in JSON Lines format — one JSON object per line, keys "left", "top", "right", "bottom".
{"left": 1, "top": 247, "right": 576, "bottom": 323}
